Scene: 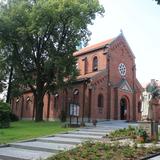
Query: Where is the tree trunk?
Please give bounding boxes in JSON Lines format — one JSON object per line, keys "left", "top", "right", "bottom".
{"left": 34, "top": 94, "right": 44, "bottom": 121}
{"left": 6, "top": 66, "right": 13, "bottom": 103}
{"left": 34, "top": 82, "right": 45, "bottom": 122}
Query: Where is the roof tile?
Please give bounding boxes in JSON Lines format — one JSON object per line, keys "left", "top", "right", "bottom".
{"left": 73, "top": 38, "right": 114, "bottom": 57}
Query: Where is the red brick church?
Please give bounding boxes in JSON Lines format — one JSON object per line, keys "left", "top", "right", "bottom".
{"left": 12, "top": 33, "right": 143, "bottom": 122}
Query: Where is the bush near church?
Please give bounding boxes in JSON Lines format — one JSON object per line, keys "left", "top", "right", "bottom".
{"left": 0, "top": 101, "right": 11, "bottom": 128}
{"left": 10, "top": 113, "right": 19, "bottom": 122}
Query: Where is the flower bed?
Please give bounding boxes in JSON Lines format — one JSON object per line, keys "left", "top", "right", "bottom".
{"left": 107, "top": 126, "right": 136, "bottom": 140}
{"left": 48, "top": 141, "right": 160, "bottom": 160}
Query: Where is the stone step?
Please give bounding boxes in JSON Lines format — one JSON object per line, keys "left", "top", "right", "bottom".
{"left": 0, "top": 155, "right": 26, "bottom": 160}
{"left": 37, "top": 137, "right": 83, "bottom": 145}
{"left": 79, "top": 128, "right": 110, "bottom": 133}
{"left": 55, "top": 133, "right": 102, "bottom": 139}
{"left": 0, "top": 147, "right": 53, "bottom": 160}
{"left": 10, "top": 141, "right": 75, "bottom": 153}
{"left": 95, "top": 126, "right": 124, "bottom": 129}
{"left": 68, "top": 131, "right": 106, "bottom": 136}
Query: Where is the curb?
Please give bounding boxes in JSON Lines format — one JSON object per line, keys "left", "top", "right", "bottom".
{"left": 140, "top": 152, "right": 160, "bottom": 160}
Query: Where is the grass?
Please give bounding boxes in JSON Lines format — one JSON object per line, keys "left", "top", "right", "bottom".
{"left": 48, "top": 141, "right": 160, "bottom": 160}
{"left": 0, "top": 121, "right": 74, "bottom": 144}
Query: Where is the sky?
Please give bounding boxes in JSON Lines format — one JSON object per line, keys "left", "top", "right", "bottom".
{"left": 88, "top": 0, "right": 160, "bottom": 85}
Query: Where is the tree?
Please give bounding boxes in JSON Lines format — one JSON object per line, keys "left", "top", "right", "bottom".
{"left": 155, "top": 0, "right": 160, "bottom": 4}
{"left": 0, "top": 0, "right": 104, "bottom": 121}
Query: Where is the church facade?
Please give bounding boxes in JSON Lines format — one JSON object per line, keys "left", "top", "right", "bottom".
{"left": 11, "top": 33, "right": 143, "bottom": 122}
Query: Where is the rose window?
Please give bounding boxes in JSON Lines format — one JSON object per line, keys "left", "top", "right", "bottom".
{"left": 118, "top": 63, "right": 126, "bottom": 76}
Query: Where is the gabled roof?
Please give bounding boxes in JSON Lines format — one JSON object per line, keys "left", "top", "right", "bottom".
{"left": 73, "top": 33, "right": 136, "bottom": 59}
{"left": 114, "top": 79, "right": 133, "bottom": 92}
{"left": 76, "top": 69, "right": 106, "bottom": 81}
{"left": 73, "top": 38, "right": 115, "bottom": 57}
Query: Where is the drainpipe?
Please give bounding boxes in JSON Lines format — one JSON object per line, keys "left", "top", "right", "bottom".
{"left": 107, "top": 53, "right": 111, "bottom": 119}
{"left": 104, "top": 45, "right": 111, "bottom": 120}
{"left": 132, "top": 64, "right": 136, "bottom": 121}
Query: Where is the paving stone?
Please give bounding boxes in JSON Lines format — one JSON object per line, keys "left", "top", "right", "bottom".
{"left": 37, "top": 137, "right": 83, "bottom": 144}
{"left": 0, "top": 147, "right": 53, "bottom": 160}
{"left": 10, "top": 141, "right": 75, "bottom": 153}
{"left": 55, "top": 133, "right": 102, "bottom": 139}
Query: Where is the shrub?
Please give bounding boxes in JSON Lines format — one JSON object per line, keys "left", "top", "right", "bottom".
{"left": 136, "top": 128, "right": 148, "bottom": 141}
{"left": 10, "top": 113, "right": 19, "bottom": 122}
{"left": 108, "top": 126, "right": 136, "bottom": 139}
{"left": 0, "top": 101, "right": 11, "bottom": 128}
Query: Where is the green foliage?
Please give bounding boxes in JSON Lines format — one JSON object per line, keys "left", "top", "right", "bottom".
{"left": 136, "top": 128, "right": 148, "bottom": 140}
{"left": 10, "top": 113, "right": 19, "bottom": 122}
{"left": 108, "top": 126, "right": 149, "bottom": 143}
{"left": 48, "top": 141, "right": 160, "bottom": 160}
{"left": 0, "top": 0, "right": 104, "bottom": 121}
{"left": 0, "top": 101, "right": 11, "bottom": 128}
{"left": 108, "top": 126, "right": 136, "bottom": 139}
{"left": 0, "top": 54, "right": 8, "bottom": 93}
{"left": 155, "top": 0, "right": 160, "bottom": 4}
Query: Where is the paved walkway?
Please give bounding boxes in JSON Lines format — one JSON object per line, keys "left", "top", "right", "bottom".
{"left": 0, "top": 120, "right": 137, "bottom": 160}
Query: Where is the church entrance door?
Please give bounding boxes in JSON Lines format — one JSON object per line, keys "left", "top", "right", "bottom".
{"left": 120, "top": 98, "right": 127, "bottom": 120}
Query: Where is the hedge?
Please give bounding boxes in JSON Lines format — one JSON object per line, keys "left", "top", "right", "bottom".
{"left": 0, "top": 101, "right": 11, "bottom": 128}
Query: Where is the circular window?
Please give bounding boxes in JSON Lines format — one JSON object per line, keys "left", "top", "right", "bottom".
{"left": 118, "top": 63, "right": 126, "bottom": 76}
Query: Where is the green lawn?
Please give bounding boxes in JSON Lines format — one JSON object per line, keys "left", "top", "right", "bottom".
{"left": 0, "top": 121, "right": 74, "bottom": 144}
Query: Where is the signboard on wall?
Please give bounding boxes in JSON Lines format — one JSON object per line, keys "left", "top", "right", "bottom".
{"left": 69, "top": 104, "right": 80, "bottom": 116}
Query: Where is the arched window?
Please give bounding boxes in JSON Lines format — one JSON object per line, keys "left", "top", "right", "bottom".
{"left": 98, "top": 94, "right": 104, "bottom": 108}
{"left": 138, "top": 101, "right": 141, "bottom": 113}
{"left": 54, "top": 93, "right": 59, "bottom": 111}
{"left": 98, "top": 94, "right": 103, "bottom": 113}
{"left": 16, "top": 97, "right": 20, "bottom": 111}
{"left": 92, "top": 56, "right": 98, "bottom": 71}
{"left": 82, "top": 57, "right": 88, "bottom": 74}
{"left": 73, "top": 89, "right": 79, "bottom": 104}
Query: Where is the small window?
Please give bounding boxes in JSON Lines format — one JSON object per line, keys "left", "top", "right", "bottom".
{"left": 82, "top": 57, "right": 88, "bottom": 74}
{"left": 93, "top": 56, "right": 98, "bottom": 71}
{"left": 73, "top": 89, "right": 79, "bottom": 104}
{"left": 15, "top": 97, "right": 19, "bottom": 111}
{"left": 138, "top": 101, "right": 141, "bottom": 113}
{"left": 54, "top": 93, "right": 59, "bottom": 111}
{"left": 84, "top": 60, "right": 88, "bottom": 74}
{"left": 98, "top": 94, "right": 104, "bottom": 113}
{"left": 76, "top": 63, "right": 79, "bottom": 69}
